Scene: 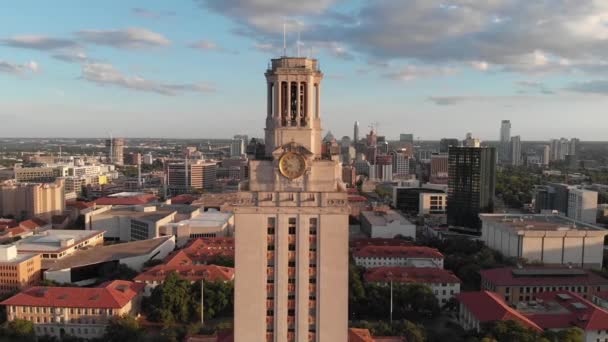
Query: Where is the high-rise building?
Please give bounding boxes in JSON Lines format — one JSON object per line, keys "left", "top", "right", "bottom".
{"left": 463, "top": 133, "right": 481, "bottom": 148}
{"left": 439, "top": 138, "right": 459, "bottom": 153}
{"left": 166, "top": 160, "right": 217, "bottom": 194}
{"left": 430, "top": 153, "right": 449, "bottom": 184}
{"left": 499, "top": 120, "right": 511, "bottom": 163}
{"left": 542, "top": 145, "right": 550, "bottom": 166}
{"left": 568, "top": 188, "right": 598, "bottom": 224}
{"left": 447, "top": 147, "right": 496, "bottom": 230}
{"left": 234, "top": 56, "right": 348, "bottom": 342}
{"left": 391, "top": 149, "right": 410, "bottom": 179}
{"left": 124, "top": 152, "right": 142, "bottom": 166}
{"left": 400, "top": 133, "right": 414, "bottom": 144}
{"left": 105, "top": 137, "right": 125, "bottom": 165}
{"left": 510, "top": 135, "right": 522, "bottom": 166}
{"left": 231, "top": 137, "right": 246, "bottom": 157}
{"left": 353, "top": 121, "right": 360, "bottom": 143}
{"left": 0, "top": 179, "right": 65, "bottom": 221}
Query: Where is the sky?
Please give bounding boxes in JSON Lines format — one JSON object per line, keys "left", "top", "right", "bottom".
{"left": 2, "top": 0, "right": 608, "bottom": 141}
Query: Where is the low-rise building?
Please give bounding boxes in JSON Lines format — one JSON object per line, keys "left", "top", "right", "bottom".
{"left": 521, "top": 291, "right": 608, "bottom": 342}
{"left": 160, "top": 209, "right": 234, "bottom": 247}
{"left": 480, "top": 267, "right": 608, "bottom": 304}
{"left": 0, "top": 245, "right": 41, "bottom": 295}
{"left": 350, "top": 238, "right": 414, "bottom": 252}
{"left": 360, "top": 208, "right": 415, "bottom": 240}
{"left": 456, "top": 291, "right": 543, "bottom": 333}
{"left": 43, "top": 236, "right": 176, "bottom": 285}
{"left": 86, "top": 205, "right": 177, "bottom": 241}
{"left": 567, "top": 188, "right": 598, "bottom": 224}
{"left": 419, "top": 192, "right": 447, "bottom": 216}
{"left": 352, "top": 246, "right": 443, "bottom": 269}
{"left": 163, "top": 237, "right": 234, "bottom": 266}
{"left": 592, "top": 291, "right": 608, "bottom": 310}
{"left": 480, "top": 214, "right": 608, "bottom": 269}
{"left": 134, "top": 264, "right": 235, "bottom": 296}
{"left": 1, "top": 280, "right": 144, "bottom": 339}
{"left": 364, "top": 266, "right": 460, "bottom": 305}
{"left": 15, "top": 229, "right": 104, "bottom": 261}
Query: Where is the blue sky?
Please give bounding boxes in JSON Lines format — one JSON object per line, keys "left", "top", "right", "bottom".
{"left": 1, "top": 0, "right": 608, "bottom": 140}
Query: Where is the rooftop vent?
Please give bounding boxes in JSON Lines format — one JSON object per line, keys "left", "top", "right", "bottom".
{"left": 557, "top": 293, "right": 572, "bottom": 301}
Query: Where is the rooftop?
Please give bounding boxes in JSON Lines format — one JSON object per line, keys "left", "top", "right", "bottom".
{"left": 134, "top": 264, "right": 234, "bottom": 283}
{"left": 361, "top": 209, "right": 413, "bottom": 226}
{"left": 96, "top": 208, "right": 176, "bottom": 223}
{"left": 350, "top": 238, "right": 414, "bottom": 251}
{"left": 44, "top": 236, "right": 174, "bottom": 271}
{"left": 480, "top": 214, "right": 606, "bottom": 232}
{"left": 521, "top": 291, "right": 608, "bottom": 330}
{"left": 364, "top": 267, "right": 460, "bottom": 284}
{"left": 174, "top": 210, "right": 232, "bottom": 228}
{"left": 353, "top": 246, "right": 443, "bottom": 259}
{"left": 16, "top": 229, "right": 104, "bottom": 253}
{"left": 480, "top": 267, "right": 608, "bottom": 286}
{"left": 456, "top": 291, "right": 543, "bottom": 332}
{"left": 0, "top": 280, "right": 144, "bottom": 309}
{"left": 164, "top": 237, "right": 234, "bottom": 266}
{"left": 94, "top": 193, "right": 157, "bottom": 206}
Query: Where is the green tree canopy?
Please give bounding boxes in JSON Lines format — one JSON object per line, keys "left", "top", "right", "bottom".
{"left": 104, "top": 315, "right": 143, "bottom": 342}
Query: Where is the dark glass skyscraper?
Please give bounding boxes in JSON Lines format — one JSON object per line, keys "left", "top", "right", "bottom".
{"left": 447, "top": 146, "right": 496, "bottom": 230}
{"left": 440, "top": 138, "right": 459, "bottom": 153}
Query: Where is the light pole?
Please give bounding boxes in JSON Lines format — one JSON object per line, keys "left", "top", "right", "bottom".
{"left": 387, "top": 271, "right": 393, "bottom": 323}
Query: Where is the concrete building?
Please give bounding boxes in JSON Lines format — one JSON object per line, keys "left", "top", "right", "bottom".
{"left": 166, "top": 160, "right": 217, "bottom": 194}
{"left": 0, "top": 245, "right": 41, "bottom": 295}
{"left": 86, "top": 205, "right": 178, "bottom": 241}
{"left": 456, "top": 291, "right": 543, "bottom": 333}
{"left": 480, "top": 267, "right": 608, "bottom": 305}
{"left": 353, "top": 121, "right": 360, "bottom": 144}
{"left": 390, "top": 150, "right": 410, "bottom": 179}
{"left": 500, "top": 120, "right": 511, "bottom": 163}
{"left": 521, "top": 291, "right": 608, "bottom": 342}
{"left": 462, "top": 132, "right": 480, "bottom": 148}
{"left": 479, "top": 214, "right": 608, "bottom": 269}
{"left": 447, "top": 146, "right": 496, "bottom": 230}
{"left": 510, "top": 135, "right": 522, "bottom": 166}
{"left": 161, "top": 209, "right": 234, "bottom": 247}
{"left": 231, "top": 137, "right": 245, "bottom": 157}
{"left": 542, "top": 145, "right": 550, "bottom": 166}
{"left": 1, "top": 280, "right": 143, "bottom": 339}
{"left": 134, "top": 263, "right": 234, "bottom": 297}
{"left": 106, "top": 137, "right": 125, "bottom": 165}
{"left": 234, "top": 56, "right": 348, "bottom": 342}
{"left": 14, "top": 165, "right": 62, "bottom": 183}
{"left": 430, "top": 153, "right": 448, "bottom": 184}
{"left": 567, "top": 188, "right": 598, "bottom": 224}
{"left": 164, "top": 237, "right": 234, "bottom": 266}
{"left": 143, "top": 153, "right": 154, "bottom": 165}
{"left": 15, "top": 229, "right": 104, "bottom": 261}
{"left": 439, "top": 138, "right": 459, "bottom": 153}
{"left": 419, "top": 192, "right": 447, "bottom": 216}
{"left": 353, "top": 246, "right": 444, "bottom": 269}
{"left": 341, "top": 164, "right": 356, "bottom": 187}
{"left": 364, "top": 266, "right": 460, "bottom": 305}
{"left": 0, "top": 179, "right": 65, "bottom": 221}
{"left": 43, "top": 236, "right": 176, "bottom": 285}
{"left": 360, "top": 208, "right": 415, "bottom": 239}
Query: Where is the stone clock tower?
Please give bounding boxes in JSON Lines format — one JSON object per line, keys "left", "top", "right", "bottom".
{"left": 234, "top": 57, "right": 349, "bottom": 342}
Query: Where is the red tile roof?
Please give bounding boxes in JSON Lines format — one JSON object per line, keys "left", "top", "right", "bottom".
{"left": 456, "top": 291, "right": 543, "bottom": 332}
{"left": 51, "top": 214, "right": 69, "bottom": 225}
{"left": 351, "top": 238, "right": 415, "bottom": 251}
{"left": 349, "top": 328, "right": 374, "bottom": 342}
{"left": 66, "top": 201, "right": 95, "bottom": 210}
{"left": 0, "top": 280, "right": 144, "bottom": 309}
{"left": 349, "top": 195, "right": 368, "bottom": 202}
{"left": 353, "top": 246, "right": 443, "bottom": 259}
{"left": 364, "top": 267, "right": 460, "bottom": 284}
{"left": 480, "top": 267, "right": 608, "bottom": 287}
{"left": 94, "top": 194, "right": 157, "bottom": 206}
{"left": 19, "top": 218, "right": 47, "bottom": 230}
{"left": 594, "top": 291, "right": 608, "bottom": 301}
{"left": 164, "top": 237, "right": 234, "bottom": 266}
{"left": 134, "top": 264, "right": 234, "bottom": 283}
{"left": 524, "top": 291, "right": 608, "bottom": 331}
{"left": 170, "top": 194, "right": 197, "bottom": 205}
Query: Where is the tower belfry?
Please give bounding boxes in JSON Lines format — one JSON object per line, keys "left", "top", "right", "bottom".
{"left": 234, "top": 55, "right": 348, "bottom": 342}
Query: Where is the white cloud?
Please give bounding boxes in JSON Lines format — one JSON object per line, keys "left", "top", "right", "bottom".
{"left": 385, "top": 65, "right": 458, "bottom": 81}
{"left": 0, "top": 60, "right": 39, "bottom": 75}
{"left": 76, "top": 28, "right": 170, "bottom": 48}
{"left": 470, "top": 61, "right": 489, "bottom": 71}
{"left": 81, "top": 63, "right": 214, "bottom": 95}
{"left": 0, "top": 35, "right": 77, "bottom": 50}
{"left": 131, "top": 8, "right": 176, "bottom": 19}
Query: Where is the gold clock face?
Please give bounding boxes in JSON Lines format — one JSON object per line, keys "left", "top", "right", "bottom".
{"left": 279, "top": 152, "right": 306, "bottom": 179}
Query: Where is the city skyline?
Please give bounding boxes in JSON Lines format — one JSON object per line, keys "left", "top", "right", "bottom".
{"left": 3, "top": 1, "right": 608, "bottom": 140}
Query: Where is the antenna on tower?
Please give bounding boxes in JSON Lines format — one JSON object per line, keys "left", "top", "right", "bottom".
{"left": 283, "top": 21, "right": 287, "bottom": 57}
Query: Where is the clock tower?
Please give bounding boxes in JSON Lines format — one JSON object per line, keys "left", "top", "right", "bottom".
{"left": 234, "top": 57, "right": 349, "bottom": 342}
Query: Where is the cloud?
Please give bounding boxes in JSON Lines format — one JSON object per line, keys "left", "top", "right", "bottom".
{"left": 470, "top": 61, "right": 489, "bottom": 71}
{"left": 517, "top": 79, "right": 555, "bottom": 94}
{"left": 385, "top": 65, "right": 458, "bottom": 81}
{"left": 0, "top": 35, "right": 78, "bottom": 50}
{"left": 76, "top": 28, "right": 170, "bottom": 48}
{"left": 567, "top": 80, "right": 608, "bottom": 95}
{"left": 253, "top": 42, "right": 275, "bottom": 52}
{"left": 81, "top": 63, "right": 214, "bottom": 95}
{"left": 189, "top": 40, "right": 237, "bottom": 54}
{"left": 0, "top": 60, "right": 39, "bottom": 75}
{"left": 131, "top": 7, "right": 176, "bottom": 19}
{"left": 428, "top": 96, "right": 471, "bottom": 106}
{"left": 52, "top": 51, "right": 89, "bottom": 64}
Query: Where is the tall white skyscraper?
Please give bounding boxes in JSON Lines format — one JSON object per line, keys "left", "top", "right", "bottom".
{"left": 354, "top": 121, "right": 360, "bottom": 143}
{"left": 234, "top": 56, "right": 348, "bottom": 342}
{"left": 510, "top": 135, "right": 522, "bottom": 166}
{"left": 499, "top": 120, "right": 511, "bottom": 163}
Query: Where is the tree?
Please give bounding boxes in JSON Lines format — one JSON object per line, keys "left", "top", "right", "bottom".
{"left": 2, "top": 319, "right": 35, "bottom": 341}
{"left": 104, "top": 315, "right": 143, "bottom": 342}
{"left": 207, "top": 255, "right": 234, "bottom": 267}
{"left": 482, "top": 320, "right": 541, "bottom": 342}
{"left": 147, "top": 272, "right": 194, "bottom": 324}
{"left": 553, "top": 327, "right": 584, "bottom": 342}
